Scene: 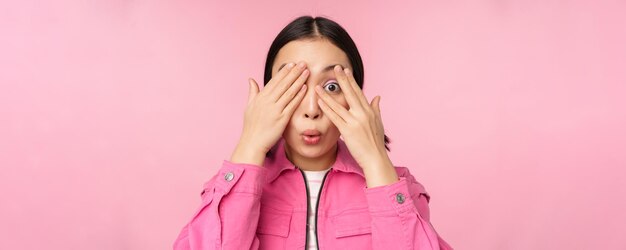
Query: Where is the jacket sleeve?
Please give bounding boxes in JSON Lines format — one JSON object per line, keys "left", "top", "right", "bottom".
{"left": 173, "top": 160, "right": 268, "bottom": 250}
{"left": 363, "top": 168, "right": 453, "bottom": 250}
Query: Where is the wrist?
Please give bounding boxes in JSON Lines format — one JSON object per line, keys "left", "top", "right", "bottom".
{"left": 230, "top": 142, "right": 266, "bottom": 167}
{"left": 361, "top": 154, "right": 399, "bottom": 188}
{"left": 359, "top": 149, "right": 393, "bottom": 171}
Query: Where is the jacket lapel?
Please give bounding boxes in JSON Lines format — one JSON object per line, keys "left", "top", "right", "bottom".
{"left": 264, "top": 137, "right": 365, "bottom": 183}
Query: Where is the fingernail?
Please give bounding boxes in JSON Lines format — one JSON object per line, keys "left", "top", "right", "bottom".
{"left": 286, "top": 62, "right": 295, "bottom": 69}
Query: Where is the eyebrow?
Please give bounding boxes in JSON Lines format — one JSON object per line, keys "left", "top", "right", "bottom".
{"left": 278, "top": 63, "right": 348, "bottom": 73}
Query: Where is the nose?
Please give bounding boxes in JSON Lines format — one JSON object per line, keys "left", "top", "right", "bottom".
{"left": 301, "top": 84, "right": 321, "bottom": 120}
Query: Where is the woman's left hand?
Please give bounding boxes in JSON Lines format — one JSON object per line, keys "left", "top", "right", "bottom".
{"left": 314, "top": 65, "right": 392, "bottom": 172}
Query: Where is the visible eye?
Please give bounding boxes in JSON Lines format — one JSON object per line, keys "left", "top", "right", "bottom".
{"left": 323, "top": 81, "right": 341, "bottom": 93}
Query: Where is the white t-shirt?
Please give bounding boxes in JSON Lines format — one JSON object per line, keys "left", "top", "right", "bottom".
{"left": 301, "top": 168, "right": 331, "bottom": 250}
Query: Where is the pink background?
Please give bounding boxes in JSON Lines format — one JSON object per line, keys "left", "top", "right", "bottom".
{"left": 1, "top": 1, "right": 625, "bottom": 249}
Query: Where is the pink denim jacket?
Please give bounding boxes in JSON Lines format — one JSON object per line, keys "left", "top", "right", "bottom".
{"left": 174, "top": 137, "right": 453, "bottom": 249}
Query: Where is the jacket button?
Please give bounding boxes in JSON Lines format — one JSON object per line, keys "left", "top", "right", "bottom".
{"left": 224, "top": 172, "right": 234, "bottom": 182}
{"left": 395, "top": 193, "right": 405, "bottom": 204}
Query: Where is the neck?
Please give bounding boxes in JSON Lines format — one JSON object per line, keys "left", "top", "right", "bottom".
{"left": 284, "top": 142, "right": 338, "bottom": 171}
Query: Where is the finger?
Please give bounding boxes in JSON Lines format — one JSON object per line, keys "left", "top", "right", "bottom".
{"left": 277, "top": 68, "right": 309, "bottom": 107}
{"left": 270, "top": 61, "right": 308, "bottom": 102}
{"left": 344, "top": 68, "right": 370, "bottom": 108}
{"left": 317, "top": 96, "right": 347, "bottom": 128}
{"left": 333, "top": 65, "right": 363, "bottom": 112}
{"left": 314, "top": 85, "right": 352, "bottom": 121}
{"left": 282, "top": 84, "right": 307, "bottom": 116}
{"left": 264, "top": 62, "right": 296, "bottom": 93}
{"left": 248, "top": 78, "right": 259, "bottom": 105}
{"left": 372, "top": 95, "right": 386, "bottom": 132}
{"left": 371, "top": 95, "right": 381, "bottom": 116}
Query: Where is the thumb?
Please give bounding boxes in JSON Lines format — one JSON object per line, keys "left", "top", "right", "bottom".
{"left": 370, "top": 95, "right": 381, "bottom": 115}
{"left": 247, "top": 77, "right": 259, "bottom": 105}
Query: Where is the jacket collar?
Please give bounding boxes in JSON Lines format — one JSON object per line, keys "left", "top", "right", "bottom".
{"left": 264, "top": 137, "right": 365, "bottom": 183}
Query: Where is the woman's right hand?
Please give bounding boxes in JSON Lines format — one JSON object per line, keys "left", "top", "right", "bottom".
{"left": 230, "top": 61, "right": 310, "bottom": 166}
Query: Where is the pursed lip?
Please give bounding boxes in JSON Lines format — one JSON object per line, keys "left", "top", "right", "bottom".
{"left": 301, "top": 129, "right": 322, "bottom": 136}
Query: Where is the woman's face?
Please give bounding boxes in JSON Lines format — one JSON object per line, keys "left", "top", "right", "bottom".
{"left": 271, "top": 38, "right": 351, "bottom": 160}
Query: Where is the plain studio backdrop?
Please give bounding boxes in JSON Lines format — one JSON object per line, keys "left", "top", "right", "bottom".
{"left": 1, "top": 1, "right": 625, "bottom": 249}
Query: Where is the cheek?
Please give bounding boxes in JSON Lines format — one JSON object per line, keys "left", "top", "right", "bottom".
{"left": 282, "top": 119, "right": 296, "bottom": 135}
{"left": 324, "top": 122, "right": 342, "bottom": 139}
{"left": 282, "top": 123, "right": 298, "bottom": 140}
{"left": 337, "top": 95, "right": 349, "bottom": 109}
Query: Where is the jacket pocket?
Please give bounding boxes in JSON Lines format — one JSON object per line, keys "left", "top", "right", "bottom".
{"left": 256, "top": 203, "right": 293, "bottom": 237}
{"left": 331, "top": 207, "right": 372, "bottom": 238}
